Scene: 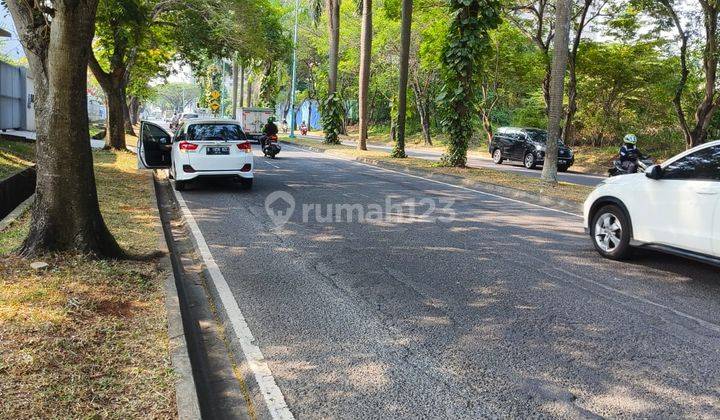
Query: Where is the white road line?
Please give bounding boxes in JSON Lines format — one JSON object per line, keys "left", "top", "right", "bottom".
{"left": 283, "top": 143, "right": 583, "bottom": 218}
{"left": 264, "top": 159, "right": 280, "bottom": 169}
{"left": 173, "top": 189, "right": 295, "bottom": 420}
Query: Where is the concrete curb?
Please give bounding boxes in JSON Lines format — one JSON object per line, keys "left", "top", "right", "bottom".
{"left": 0, "top": 193, "right": 34, "bottom": 231}
{"left": 150, "top": 174, "right": 202, "bottom": 420}
{"left": 281, "top": 140, "right": 583, "bottom": 215}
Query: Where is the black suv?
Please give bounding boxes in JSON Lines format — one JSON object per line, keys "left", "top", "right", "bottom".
{"left": 488, "top": 127, "right": 574, "bottom": 172}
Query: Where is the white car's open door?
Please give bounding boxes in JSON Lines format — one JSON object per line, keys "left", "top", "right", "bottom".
{"left": 137, "top": 121, "right": 172, "bottom": 169}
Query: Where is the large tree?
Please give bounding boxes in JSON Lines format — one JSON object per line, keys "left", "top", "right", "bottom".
{"left": 6, "top": 0, "right": 123, "bottom": 257}
{"left": 439, "top": 0, "right": 501, "bottom": 167}
{"left": 89, "top": 0, "right": 155, "bottom": 150}
{"left": 312, "top": 0, "right": 344, "bottom": 144}
{"left": 541, "top": 0, "right": 571, "bottom": 183}
{"left": 357, "top": 0, "right": 372, "bottom": 150}
{"left": 391, "top": 0, "right": 413, "bottom": 158}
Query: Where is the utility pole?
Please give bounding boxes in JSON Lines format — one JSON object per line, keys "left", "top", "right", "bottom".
{"left": 289, "top": 0, "right": 300, "bottom": 138}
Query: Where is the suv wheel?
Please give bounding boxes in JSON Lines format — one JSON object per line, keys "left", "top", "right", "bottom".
{"left": 558, "top": 165, "right": 569, "bottom": 172}
{"left": 174, "top": 180, "right": 186, "bottom": 191}
{"left": 591, "top": 205, "right": 632, "bottom": 260}
{"left": 523, "top": 153, "right": 536, "bottom": 169}
{"left": 492, "top": 149, "right": 504, "bottom": 164}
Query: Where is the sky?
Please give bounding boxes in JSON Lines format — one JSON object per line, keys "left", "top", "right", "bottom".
{"left": 1, "top": 6, "right": 24, "bottom": 61}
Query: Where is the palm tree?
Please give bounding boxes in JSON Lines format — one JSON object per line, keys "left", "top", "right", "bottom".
{"left": 357, "top": 0, "right": 372, "bottom": 150}
{"left": 392, "top": 0, "right": 413, "bottom": 158}
{"left": 541, "top": 0, "right": 571, "bottom": 183}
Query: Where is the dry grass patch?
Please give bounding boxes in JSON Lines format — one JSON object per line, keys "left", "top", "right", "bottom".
{"left": 285, "top": 137, "right": 592, "bottom": 203}
{"left": 0, "top": 150, "right": 176, "bottom": 418}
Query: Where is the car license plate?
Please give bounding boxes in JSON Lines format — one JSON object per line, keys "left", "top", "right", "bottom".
{"left": 558, "top": 159, "right": 566, "bottom": 164}
{"left": 207, "top": 146, "right": 229, "bottom": 155}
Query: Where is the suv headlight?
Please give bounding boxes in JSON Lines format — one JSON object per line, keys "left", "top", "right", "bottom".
{"left": 535, "top": 144, "right": 544, "bottom": 151}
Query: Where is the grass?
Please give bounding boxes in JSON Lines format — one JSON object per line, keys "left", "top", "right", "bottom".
{"left": 284, "top": 137, "right": 593, "bottom": 204}
{"left": 0, "top": 150, "right": 176, "bottom": 418}
{"left": 0, "top": 139, "right": 35, "bottom": 179}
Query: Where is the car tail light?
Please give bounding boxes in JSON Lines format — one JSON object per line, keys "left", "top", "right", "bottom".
{"left": 237, "top": 142, "right": 252, "bottom": 153}
{"left": 240, "top": 164, "right": 252, "bottom": 172}
{"left": 179, "top": 141, "right": 198, "bottom": 151}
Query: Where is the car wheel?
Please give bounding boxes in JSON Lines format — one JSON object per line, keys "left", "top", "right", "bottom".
{"left": 523, "top": 153, "right": 536, "bottom": 169}
{"left": 558, "top": 165, "right": 569, "bottom": 172}
{"left": 174, "top": 180, "right": 186, "bottom": 191}
{"left": 492, "top": 149, "right": 504, "bottom": 164}
{"left": 239, "top": 178, "right": 253, "bottom": 190}
{"left": 590, "top": 205, "right": 632, "bottom": 260}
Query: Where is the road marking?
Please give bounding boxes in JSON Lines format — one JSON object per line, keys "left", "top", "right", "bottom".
{"left": 173, "top": 189, "right": 295, "bottom": 420}
{"left": 264, "top": 159, "right": 280, "bottom": 169}
{"left": 283, "top": 143, "right": 583, "bottom": 218}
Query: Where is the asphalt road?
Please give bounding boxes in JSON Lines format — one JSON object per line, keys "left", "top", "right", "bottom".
{"left": 298, "top": 135, "right": 605, "bottom": 187}
{"left": 178, "top": 144, "right": 720, "bottom": 418}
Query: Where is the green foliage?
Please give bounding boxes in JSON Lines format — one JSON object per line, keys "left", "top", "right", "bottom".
{"left": 260, "top": 64, "right": 279, "bottom": 108}
{"left": 438, "top": 0, "right": 501, "bottom": 166}
{"left": 575, "top": 40, "right": 677, "bottom": 145}
{"left": 320, "top": 94, "right": 344, "bottom": 144}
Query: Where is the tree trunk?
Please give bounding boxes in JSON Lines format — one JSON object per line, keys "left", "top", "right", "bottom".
{"left": 661, "top": 0, "right": 692, "bottom": 148}
{"left": 246, "top": 71, "right": 253, "bottom": 107}
{"left": 326, "top": 0, "right": 340, "bottom": 94}
{"left": 6, "top": 0, "right": 123, "bottom": 257}
{"left": 541, "top": 0, "right": 571, "bottom": 184}
{"left": 357, "top": 0, "right": 372, "bottom": 151}
{"left": 563, "top": 57, "right": 578, "bottom": 144}
{"left": 122, "top": 86, "right": 135, "bottom": 136}
{"left": 239, "top": 66, "right": 245, "bottom": 108}
{"left": 129, "top": 96, "right": 140, "bottom": 125}
{"left": 689, "top": 0, "right": 719, "bottom": 148}
{"left": 563, "top": 0, "right": 593, "bottom": 144}
{"left": 232, "top": 59, "right": 239, "bottom": 119}
{"left": 392, "top": 0, "right": 412, "bottom": 158}
{"left": 412, "top": 81, "right": 431, "bottom": 145}
{"left": 105, "top": 85, "right": 128, "bottom": 150}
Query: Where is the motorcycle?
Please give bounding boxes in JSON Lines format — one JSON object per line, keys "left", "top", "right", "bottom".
{"left": 608, "top": 157, "right": 654, "bottom": 177}
{"left": 300, "top": 126, "right": 308, "bottom": 136}
{"left": 261, "top": 134, "right": 281, "bottom": 158}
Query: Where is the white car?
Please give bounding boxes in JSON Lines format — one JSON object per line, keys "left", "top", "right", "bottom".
{"left": 584, "top": 140, "right": 720, "bottom": 266}
{"left": 137, "top": 119, "right": 254, "bottom": 190}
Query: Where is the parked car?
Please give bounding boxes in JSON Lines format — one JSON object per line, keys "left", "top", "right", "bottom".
{"left": 584, "top": 139, "right": 720, "bottom": 265}
{"left": 137, "top": 119, "right": 254, "bottom": 191}
{"left": 489, "top": 127, "right": 574, "bottom": 172}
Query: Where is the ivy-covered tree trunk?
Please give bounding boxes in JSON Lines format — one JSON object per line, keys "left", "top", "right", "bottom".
{"left": 6, "top": 0, "right": 123, "bottom": 257}
{"left": 392, "top": 0, "right": 413, "bottom": 158}
{"left": 439, "top": 0, "right": 500, "bottom": 167}
{"left": 541, "top": 0, "right": 571, "bottom": 184}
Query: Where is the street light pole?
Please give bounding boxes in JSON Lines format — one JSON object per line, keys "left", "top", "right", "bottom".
{"left": 288, "top": 0, "right": 300, "bottom": 139}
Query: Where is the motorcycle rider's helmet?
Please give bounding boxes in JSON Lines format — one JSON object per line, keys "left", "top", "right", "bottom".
{"left": 623, "top": 134, "right": 637, "bottom": 145}
{"left": 267, "top": 116, "right": 276, "bottom": 123}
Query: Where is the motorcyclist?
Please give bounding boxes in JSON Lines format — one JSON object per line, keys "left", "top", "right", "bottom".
{"left": 299, "top": 121, "right": 308, "bottom": 135}
{"left": 261, "top": 116, "right": 279, "bottom": 149}
{"left": 618, "top": 134, "right": 643, "bottom": 173}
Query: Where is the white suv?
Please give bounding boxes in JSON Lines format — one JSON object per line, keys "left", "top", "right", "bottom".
{"left": 584, "top": 140, "right": 720, "bottom": 266}
{"left": 137, "top": 119, "right": 254, "bottom": 190}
